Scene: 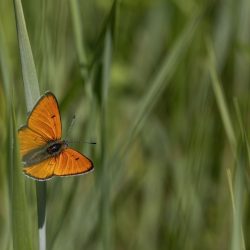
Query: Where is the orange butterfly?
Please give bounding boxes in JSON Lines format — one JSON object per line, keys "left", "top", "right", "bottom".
{"left": 18, "top": 91, "right": 94, "bottom": 181}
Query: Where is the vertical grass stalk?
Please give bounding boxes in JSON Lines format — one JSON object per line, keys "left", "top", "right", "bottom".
{"left": 207, "top": 40, "right": 236, "bottom": 154}
{"left": 13, "top": 0, "right": 45, "bottom": 249}
{"left": 207, "top": 40, "right": 246, "bottom": 250}
{"left": 100, "top": 28, "right": 112, "bottom": 250}
{"left": 10, "top": 101, "right": 33, "bottom": 250}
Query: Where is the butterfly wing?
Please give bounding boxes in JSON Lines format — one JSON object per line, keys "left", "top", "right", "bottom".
{"left": 23, "top": 148, "right": 93, "bottom": 180}
{"left": 54, "top": 148, "right": 93, "bottom": 176}
{"left": 26, "top": 92, "right": 62, "bottom": 141}
{"left": 23, "top": 157, "right": 57, "bottom": 180}
{"left": 18, "top": 92, "right": 62, "bottom": 159}
{"left": 18, "top": 125, "right": 47, "bottom": 158}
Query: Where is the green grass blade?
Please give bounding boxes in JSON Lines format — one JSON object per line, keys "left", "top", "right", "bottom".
{"left": 89, "top": 0, "right": 117, "bottom": 70}
{"left": 10, "top": 101, "right": 33, "bottom": 250}
{"left": 0, "top": 24, "right": 11, "bottom": 101}
{"left": 69, "top": 0, "right": 88, "bottom": 79}
{"left": 13, "top": 0, "right": 45, "bottom": 249}
{"left": 231, "top": 144, "right": 246, "bottom": 250}
{"left": 0, "top": 22, "right": 13, "bottom": 250}
{"left": 97, "top": 3, "right": 117, "bottom": 249}
{"left": 207, "top": 40, "right": 237, "bottom": 154}
{"left": 207, "top": 40, "right": 246, "bottom": 250}
{"left": 99, "top": 28, "right": 113, "bottom": 250}
{"left": 13, "top": 0, "right": 40, "bottom": 110}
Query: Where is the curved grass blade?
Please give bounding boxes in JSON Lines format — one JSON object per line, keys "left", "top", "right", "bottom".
{"left": 13, "top": 0, "right": 45, "bottom": 249}
{"left": 13, "top": 0, "right": 40, "bottom": 110}
{"left": 207, "top": 40, "right": 236, "bottom": 155}
{"left": 207, "top": 40, "right": 246, "bottom": 250}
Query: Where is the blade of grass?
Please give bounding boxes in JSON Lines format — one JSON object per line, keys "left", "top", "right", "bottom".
{"left": 0, "top": 23, "right": 11, "bottom": 101}
{"left": 234, "top": 98, "right": 245, "bottom": 139}
{"left": 134, "top": 121, "right": 169, "bottom": 250}
{"left": 1, "top": 7, "right": 35, "bottom": 249}
{"left": 212, "top": 0, "right": 237, "bottom": 72}
{"left": 207, "top": 39, "right": 237, "bottom": 155}
{"left": 97, "top": 2, "right": 117, "bottom": 249}
{"left": 13, "top": 0, "right": 40, "bottom": 110}
{"left": 207, "top": 40, "right": 245, "bottom": 250}
{"left": 89, "top": 0, "right": 117, "bottom": 71}
{"left": 69, "top": 0, "right": 96, "bottom": 155}
{"left": 13, "top": 0, "right": 45, "bottom": 249}
{"left": 233, "top": 98, "right": 249, "bottom": 250}
{"left": 0, "top": 23, "right": 13, "bottom": 250}
{"left": 69, "top": 0, "right": 88, "bottom": 80}
{"left": 99, "top": 28, "right": 113, "bottom": 250}
{"left": 10, "top": 100, "right": 33, "bottom": 250}
{"left": 231, "top": 144, "right": 246, "bottom": 250}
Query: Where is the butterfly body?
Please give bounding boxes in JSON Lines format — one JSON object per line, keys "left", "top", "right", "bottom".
{"left": 22, "top": 139, "right": 67, "bottom": 167}
{"left": 46, "top": 140, "right": 67, "bottom": 155}
{"left": 18, "top": 92, "right": 93, "bottom": 181}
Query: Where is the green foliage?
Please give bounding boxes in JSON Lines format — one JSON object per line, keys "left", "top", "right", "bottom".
{"left": 1, "top": 0, "right": 250, "bottom": 249}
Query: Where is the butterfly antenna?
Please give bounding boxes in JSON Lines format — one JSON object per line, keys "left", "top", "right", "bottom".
{"left": 64, "top": 115, "right": 97, "bottom": 145}
{"left": 67, "top": 140, "right": 96, "bottom": 145}
{"left": 64, "top": 115, "right": 76, "bottom": 141}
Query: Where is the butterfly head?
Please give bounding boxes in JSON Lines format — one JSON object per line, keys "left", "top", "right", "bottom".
{"left": 46, "top": 140, "right": 68, "bottom": 156}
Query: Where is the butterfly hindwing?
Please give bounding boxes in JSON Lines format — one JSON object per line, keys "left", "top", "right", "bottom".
{"left": 23, "top": 157, "right": 57, "bottom": 180}
{"left": 54, "top": 148, "right": 93, "bottom": 176}
{"left": 23, "top": 148, "right": 93, "bottom": 180}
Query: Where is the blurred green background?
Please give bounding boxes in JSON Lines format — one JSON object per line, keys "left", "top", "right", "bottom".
{"left": 1, "top": 0, "right": 250, "bottom": 249}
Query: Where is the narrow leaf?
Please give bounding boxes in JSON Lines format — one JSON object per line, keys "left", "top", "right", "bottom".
{"left": 10, "top": 102, "right": 33, "bottom": 250}
{"left": 13, "top": 0, "right": 40, "bottom": 110}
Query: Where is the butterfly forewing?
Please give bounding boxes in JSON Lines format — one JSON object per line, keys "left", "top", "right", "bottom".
{"left": 18, "top": 126, "right": 47, "bottom": 158}
{"left": 27, "top": 92, "right": 62, "bottom": 141}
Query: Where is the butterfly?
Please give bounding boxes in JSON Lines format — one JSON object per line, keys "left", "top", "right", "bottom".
{"left": 18, "top": 91, "right": 94, "bottom": 181}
